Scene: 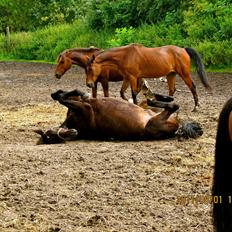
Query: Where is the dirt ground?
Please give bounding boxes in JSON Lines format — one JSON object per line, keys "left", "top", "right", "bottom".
{"left": 0, "top": 61, "right": 231, "bottom": 232}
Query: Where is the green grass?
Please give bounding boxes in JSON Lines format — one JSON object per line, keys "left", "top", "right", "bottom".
{"left": 0, "top": 20, "right": 231, "bottom": 72}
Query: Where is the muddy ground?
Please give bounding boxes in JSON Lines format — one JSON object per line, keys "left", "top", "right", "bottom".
{"left": 0, "top": 61, "right": 231, "bottom": 232}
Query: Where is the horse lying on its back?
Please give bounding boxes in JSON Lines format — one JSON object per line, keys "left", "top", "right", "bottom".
{"left": 35, "top": 89, "right": 203, "bottom": 144}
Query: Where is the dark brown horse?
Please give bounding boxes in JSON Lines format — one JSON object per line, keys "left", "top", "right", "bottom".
{"left": 55, "top": 47, "right": 144, "bottom": 99}
{"left": 86, "top": 44, "right": 211, "bottom": 111}
{"left": 35, "top": 89, "right": 203, "bottom": 144}
{"left": 213, "top": 97, "right": 232, "bottom": 232}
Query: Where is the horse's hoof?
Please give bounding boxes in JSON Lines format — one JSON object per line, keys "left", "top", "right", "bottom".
{"left": 192, "top": 108, "right": 197, "bottom": 112}
{"left": 192, "top": 105, "right": 200, "bottom": 112}
{"left": 51, "top": 90, "right": 64, "bottom": 100}
{"left": 169, "top": 103, "right": 180, "bottom": 112}
{"left": 154, "top": 93, "right": 174, "bottom": 102}
{"left": 146, "top": 98, "right": 156, "bottom": 106}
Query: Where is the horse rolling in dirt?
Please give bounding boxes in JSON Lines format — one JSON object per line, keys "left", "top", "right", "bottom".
{"left": 86, "top": 43, "right": 211, "bottom": 111}
{"left": 213, "top": 97, "right": 232, "bottom": 232}
{"left": 54, "top": 47, "right": 145, "bottom": 99}
{"left": 35, "top": 89, "right": 203, "bottom": 144}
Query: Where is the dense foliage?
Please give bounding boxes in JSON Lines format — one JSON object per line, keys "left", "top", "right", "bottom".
{"left": 0, "top": 0, "right": 231, "bottom": 70}
{"left": 0, "top": 0, "right": 89, "bottom": 32}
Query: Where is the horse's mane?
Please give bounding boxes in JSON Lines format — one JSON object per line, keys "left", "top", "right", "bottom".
{"left": 213, "top": 97, "right": 232, "bottom": 231}
{"left": 69, "top": 47, "right": 101, "bottom": 53}
{"left": 90, "top": 44, "right": 143, "bottom": 66}
{"left": 56, "top": 47, "right": 101, "bottom": 62}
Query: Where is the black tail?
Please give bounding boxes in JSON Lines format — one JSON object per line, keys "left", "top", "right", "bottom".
{"left": 185, "top": 47, "right": 211, "bottom": 90}
{"left": 213, "top": 97, "right": 232, "bottom": 232}
{"left": 176, "top": 121, "right": 203, "bottom": 139}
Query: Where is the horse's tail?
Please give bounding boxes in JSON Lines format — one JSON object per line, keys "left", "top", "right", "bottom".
{"left": 175, "top": 121, "right": 203, "bottom": 139}
{"left": 213, "top": 97, "right": 232, "bottom": 232}
{"left": 185, "top": 47, "right": 211, "bottom": 90}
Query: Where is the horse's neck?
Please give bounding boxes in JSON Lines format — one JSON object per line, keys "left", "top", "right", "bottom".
{"left": 70, "top": 52, "right": 89, "bottom": 68}
{"left": 70, "top": 49, "right": 101, "bottom": 68}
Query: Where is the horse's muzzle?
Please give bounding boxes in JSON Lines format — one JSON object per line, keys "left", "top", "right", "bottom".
{"left": 86, "top": 82, "right": 94, "bottom": 88}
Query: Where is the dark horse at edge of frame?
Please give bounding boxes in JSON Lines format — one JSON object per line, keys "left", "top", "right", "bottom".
{"left": 54, "top": 47, "right": 145, "bottom": 99}
{"left": 213, "top": 97, "right": 232, "bottom": 232}
{"left": 34, "top": 89, "right": 203, "bottom": 144}
{"left": 86, "top": 43, "right": 212, "bottom": 111}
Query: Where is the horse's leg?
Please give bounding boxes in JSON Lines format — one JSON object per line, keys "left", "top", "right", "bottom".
{"left": 145, "top": 107, "right": 179, "bottom": 139}
{"left": 128, "top": 75, "right": 139, "bottom": 104}
{"left": 147, "top": 99, "right": 179, "bottom": 112}
{"left": 166, "top": 72, "right": 176, "bottom": 96}
{"left": 92, "top": 82, "right": 98, "bottom": 98}
{"left": 178, "top": 71, "right": 199, "bottom": 111}
{"left": 58, "top": 98, "right": 96, "bottom": 128}
{"left": 51, "top": 89, "right": 88, "bottom": 101}
{"left": 101, "top": 80, "right": 109, "bottom": 97}
{"left": 120, "top": 79, "right": 129, "bottom": 100}
{"left": 137, "top": 78, "right": 144, "bottom": 93}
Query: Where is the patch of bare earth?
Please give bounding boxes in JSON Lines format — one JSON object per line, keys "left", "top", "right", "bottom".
{"left": 0, "top": 61, "right": 231, "bottom": 231}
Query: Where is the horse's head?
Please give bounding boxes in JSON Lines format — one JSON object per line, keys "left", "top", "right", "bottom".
{"left": 55, "top": 51, "right": 72, "bottom": 79}
{"left": 85, "top": 54, "right": 101, "bottom": 88}
{"left": 34, "top": 128, "right": 78, "bottom": 144}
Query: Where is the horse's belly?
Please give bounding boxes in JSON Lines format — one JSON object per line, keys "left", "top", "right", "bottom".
{"left": 108, "top": 70, "right": 124, "bottom": 82}
{"left": 139, "top": 65, "right": 171, "bottom": 78}
{"left": 137, "top": 53, "right": 174, "bottom": 78}
{"left": 95, "top": 114, "right": 149, "bottom": 138}
{"left": 99, "top": 68, "right": 123, "bottom": 82}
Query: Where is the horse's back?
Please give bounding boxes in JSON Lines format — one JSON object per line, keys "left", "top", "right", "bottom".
{"left": 132, "top": 45, "right": 188, "bottom": 77}
{"left": 95, "top": 44, "right": 190, "bottom": 78}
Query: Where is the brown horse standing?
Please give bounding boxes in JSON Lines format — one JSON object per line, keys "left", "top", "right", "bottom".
{"left": 86, "top": 44, "right": 211, "bottom": 111}
{"left": 55, "top": 47, "right": 144, "bottom": 99}
{"left": 213, "top": 97, "right": 232, "bottom": 232}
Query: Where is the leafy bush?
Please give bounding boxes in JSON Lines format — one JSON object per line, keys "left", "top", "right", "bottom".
{"left": 184, "top": 1, "right": 232, "bottom": 43}
{"left": 196, "top": 40, "right": 232, "bottom": 67}
{"left": 107, "top": 27, "right": 136, "bottom": 47}
{"left": 87, "top": 0, "right": 135, "bottom": 30}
